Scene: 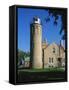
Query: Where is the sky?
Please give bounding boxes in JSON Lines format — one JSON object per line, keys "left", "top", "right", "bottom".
{"left": 18, "top": 8, "right": 63, "bottom": 52}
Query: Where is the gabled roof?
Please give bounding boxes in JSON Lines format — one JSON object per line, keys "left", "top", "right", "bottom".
{"left": 42, "top": 42, "right": 65, "bottom": 51}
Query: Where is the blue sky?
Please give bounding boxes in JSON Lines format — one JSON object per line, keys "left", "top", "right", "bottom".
{"left": 18, "top": 8, "right": 63, "bottom": 52}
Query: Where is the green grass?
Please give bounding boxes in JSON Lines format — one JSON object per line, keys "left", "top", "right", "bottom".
{"left": 18, "top": 68, "right": 65, "bottom": 72}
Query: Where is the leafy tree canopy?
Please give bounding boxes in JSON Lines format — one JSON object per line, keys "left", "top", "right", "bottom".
{"left": 18, "top": 49, "right": 30, "bottom": 61}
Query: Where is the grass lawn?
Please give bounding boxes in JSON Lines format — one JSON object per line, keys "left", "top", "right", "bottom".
{"left": 18, "top": 68, "right": 65, "bottom": 82}
{"left": 18, "top": 68, "right": 65, "bottom": 72}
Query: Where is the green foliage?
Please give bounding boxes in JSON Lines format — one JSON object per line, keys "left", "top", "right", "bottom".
{"left": 18, "top": 49, "right": 30, "bottom": 60}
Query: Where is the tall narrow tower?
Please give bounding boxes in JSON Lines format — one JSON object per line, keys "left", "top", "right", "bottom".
{"left": 30, "top": 17, "right": 42, "bottom": 69}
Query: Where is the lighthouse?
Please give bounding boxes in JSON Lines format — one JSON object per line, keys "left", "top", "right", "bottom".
{"left": 30, "top": 17, "right": 42, "bottom": 69}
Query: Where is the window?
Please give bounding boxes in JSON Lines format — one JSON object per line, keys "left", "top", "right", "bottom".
{"left": 35, "top": 18, "right": 38, "bottom": 21}
{"left": 52, "top": 58, "right": 53, "bottom": 63}
{"left": 49, "top": 58, "right": 51, "bottom": 63}
{"left": 49, "top": 58, "right": 53, "bottom": 63}
{"left": 49, "top": 65, "right": 53, "bottom": 68}
{"left": 53, "top": 47, "right": 55, "bottom": 53}
{"left": 49, "top": 65, "right": 51, "bottom": 67}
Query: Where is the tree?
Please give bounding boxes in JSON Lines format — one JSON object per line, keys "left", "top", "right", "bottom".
{"left": 45, "top": 8, "right": 67, "bottom": 37}
{"left": 18, "top": 49, "right": 30, "bottom": 60}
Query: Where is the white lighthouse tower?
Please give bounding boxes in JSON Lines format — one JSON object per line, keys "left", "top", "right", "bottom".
{"left": 30, "top": 17, "right": 42, "bottom": 69}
